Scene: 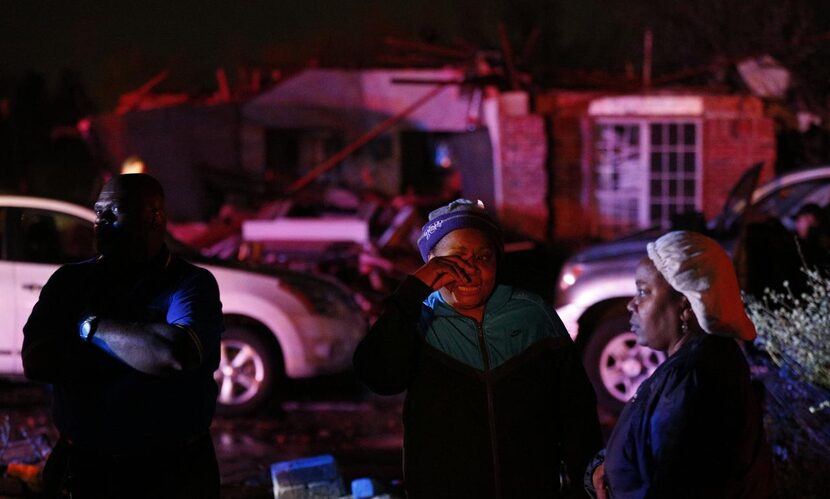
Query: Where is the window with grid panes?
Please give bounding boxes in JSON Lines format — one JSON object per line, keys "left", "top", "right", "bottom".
{"left": 648, "top": 122, "right": 699, "bottom": 227}
{"left": 593, "top": 120, "right": 700, "bottom": 237}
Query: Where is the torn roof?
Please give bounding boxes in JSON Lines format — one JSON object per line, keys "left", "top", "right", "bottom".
{"left": 242, "top": 68, "right": 479, "bottom": 132}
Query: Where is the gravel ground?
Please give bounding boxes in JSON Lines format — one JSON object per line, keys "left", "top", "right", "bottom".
{"left": 3, "top": 362, "right": 824, "bottom": 499}
{"left": 0, "top": 376, "right": 405, "bottom": 498}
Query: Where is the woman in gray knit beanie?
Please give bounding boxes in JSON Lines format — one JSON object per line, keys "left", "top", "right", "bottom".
{"left": 587, "top": 231, "right": 773, "bottom": 499}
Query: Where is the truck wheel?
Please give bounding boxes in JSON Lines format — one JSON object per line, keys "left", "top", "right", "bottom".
{"left": 214, "top": 326, "right": 280, "bottom": 416}
{"left": 582, "top": 310, "right": 665, "bottom": 413}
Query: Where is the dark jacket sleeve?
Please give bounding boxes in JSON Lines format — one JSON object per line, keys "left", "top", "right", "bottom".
{"left": 556, "top": 338, "right": 604, "bottom": 498}
{"left": 644, "top": 341, "right": 767, "bottom": 499}
{"left": 583, "top": 449, "right": 606, "bottom": 499}
{"left": 166, "top": 266, "right": 224, "bottom": 371}
{"left": 22, "top": 266, "right": 118, "bottom": 383}
{"left": 353, "top": 276, "right": 432, "bottom": 395}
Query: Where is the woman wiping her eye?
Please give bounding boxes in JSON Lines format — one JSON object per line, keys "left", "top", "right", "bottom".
{"left": 354, "top": 199, "right": 602, "bottom": 498}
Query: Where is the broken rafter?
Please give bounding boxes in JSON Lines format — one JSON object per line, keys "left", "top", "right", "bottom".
{"left": 116, "top": 70, "right": 170, "bottom": 114}
{"left": 497, "top": 22, "right": 520, "bottom": 91}
{"left": 650, "top": 30, "right": 830, "bottom": 86}
{"left": 376, "top": 54, "right": 452, "bottom": 67}
{"left": 383, "top": 37, "right": 474, "bottom": 60}
{"left": 790, "top": 30, "right": 830, "bottom": 51}
{"left": 547, "top": 29, "right": 830, "bottom": 91}
{"left": 651, "top": 61, "right": 726, "bottom": 86}
{"left": 390, "top": 74, "right": 504, "bottom": 87}
{"left": 517, "top": 26, "right": 542, "bottom": 67}
{"left": 451, "top": 36, "right": 480, "bottom": 55}
{"left": 286, "top": 84, "right": 449, "bottom": 195}
{"left": 553, "top": 68, "right": 641, "bottom": 89}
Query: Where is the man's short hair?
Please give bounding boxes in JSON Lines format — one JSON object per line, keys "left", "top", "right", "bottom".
{"left": 103, "top": 174, "right": 166, "bottom": 215}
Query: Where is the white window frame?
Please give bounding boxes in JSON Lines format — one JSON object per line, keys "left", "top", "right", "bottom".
{"left": 593, "top": 117, "right": 702, "bottom": 235}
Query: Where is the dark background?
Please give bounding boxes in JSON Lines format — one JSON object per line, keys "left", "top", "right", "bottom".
{"left": 3, "top": 0, "right": 830, "bottom": 109}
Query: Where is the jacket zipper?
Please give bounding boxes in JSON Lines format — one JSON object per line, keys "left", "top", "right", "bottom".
{"left": 476, "top": 320, "right": 501, "bottom": 498}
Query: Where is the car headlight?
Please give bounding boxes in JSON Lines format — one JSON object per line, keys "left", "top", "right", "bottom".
{"left": 558, "top": 263, "right": 584, "bottom": 292}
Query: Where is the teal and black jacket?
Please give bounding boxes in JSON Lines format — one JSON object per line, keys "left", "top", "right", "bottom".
{"left": 354, "top": 276, "right": 602, "bottom": 499}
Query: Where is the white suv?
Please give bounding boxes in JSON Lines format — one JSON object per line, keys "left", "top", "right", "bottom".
{"left": 0, "top": 195, "right": 366, "bottom": 415}
{"left": 555, "top": 165, "right": 830, "bottom": 412}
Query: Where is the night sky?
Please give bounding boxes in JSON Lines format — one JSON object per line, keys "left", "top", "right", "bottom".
{"left": 0, "top": 0, "right": 649, "bottom": 109}
{"left": 2, "top": 1, "right": 828, "bottom": 110}
{"left": 1, "top": 1, "right": 486, "bottom": 107}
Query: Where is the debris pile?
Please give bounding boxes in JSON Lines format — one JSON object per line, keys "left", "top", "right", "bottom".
{"left": 270, "top": 454, "right": 403, "bottom": 499}
{"left": 0, "top": 415, "right": 52, "bottom": 496}
{"left": 168, "top": 190, "right": 426, "bottom": 322}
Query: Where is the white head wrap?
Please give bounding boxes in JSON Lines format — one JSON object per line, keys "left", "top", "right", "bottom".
{"left": 646, "top": 231, "right": 756, "bottom": 341}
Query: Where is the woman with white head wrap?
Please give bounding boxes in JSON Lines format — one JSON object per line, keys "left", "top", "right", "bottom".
{"left": 586, "top": 231, "right": 773, "bottom": 499}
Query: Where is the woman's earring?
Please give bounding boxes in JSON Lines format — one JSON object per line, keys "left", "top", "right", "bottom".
{"left": 680, "top": 316, "right": 689, "bottom": 335}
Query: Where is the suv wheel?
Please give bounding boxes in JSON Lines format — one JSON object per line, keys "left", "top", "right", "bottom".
{"left": 583, "top": 310, "right": 666, "bottom": 413}
{"left": 214, "top": 326, "right": 279, "bottom": 416}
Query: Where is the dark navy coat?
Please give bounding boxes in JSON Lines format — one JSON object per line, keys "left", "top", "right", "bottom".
{"left": 602, "top": 334, "right": 773, "bottom": 498}
{"left": 355, "top": 277, "right": 602, "bottom": 498}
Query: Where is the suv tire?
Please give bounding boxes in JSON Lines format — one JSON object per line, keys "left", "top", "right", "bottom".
{"left": 215, "top": 326, "right": 280, "bottom": 416}
{"left": 583, "top": 309, "right": 665, "bottom": 413}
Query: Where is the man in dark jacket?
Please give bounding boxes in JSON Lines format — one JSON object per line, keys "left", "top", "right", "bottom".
{"left": 354, "top": 199, "right": 601, "bottom": 498}
{"left": 23, "top": 174, "right": 223, "bottom": 499}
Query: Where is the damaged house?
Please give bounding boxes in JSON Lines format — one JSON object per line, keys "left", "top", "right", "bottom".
{"left": 89, "top": 67, "right": 549, "bottom": 242}
{"left": 90, "top": 68, "right": 776, "bottom": 245}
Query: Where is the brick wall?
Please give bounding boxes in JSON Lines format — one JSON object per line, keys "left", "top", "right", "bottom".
{"left": 537, "top": 91, "right": 603, "bottom": 242}
{"left": 498, "top": 113, "right": 548, "bottom": 240}
{"left": 700, "top": 95, "right": 776, "bottom": 219}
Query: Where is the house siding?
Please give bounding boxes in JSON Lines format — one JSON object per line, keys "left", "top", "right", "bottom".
{"left": 701, "top": 96, "right": 776, "bottom": 220}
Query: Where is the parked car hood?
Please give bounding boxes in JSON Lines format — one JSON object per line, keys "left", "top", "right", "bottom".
{"left": 165, "top": 235, "right": 354, "bottom": 297}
